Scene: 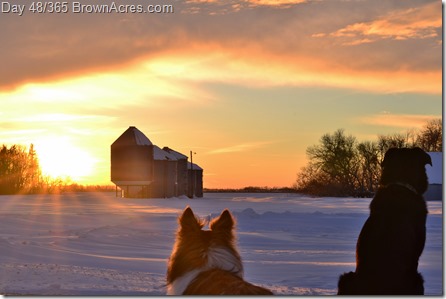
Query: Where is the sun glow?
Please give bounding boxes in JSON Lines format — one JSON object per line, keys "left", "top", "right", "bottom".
{"left": 34, "top": 137, "right": 96, "bottom": 182}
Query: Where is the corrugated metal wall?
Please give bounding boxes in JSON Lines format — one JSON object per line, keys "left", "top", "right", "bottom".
{"left": 111, "top": 145, "right": 153, "bottom": 182}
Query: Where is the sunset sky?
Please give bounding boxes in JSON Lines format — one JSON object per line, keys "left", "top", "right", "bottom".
{"left": 0, "top": 0, "right": 442, "bottom": 188}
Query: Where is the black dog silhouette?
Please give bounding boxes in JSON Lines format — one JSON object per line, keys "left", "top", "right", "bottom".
{"left": 338, "top": 147, "right": 432, "bottom": 295}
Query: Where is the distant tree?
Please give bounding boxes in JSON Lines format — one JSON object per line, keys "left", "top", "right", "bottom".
{"left": 0, "top": 144, "right": 41, "bottom": 194}
{"left": 416, "top": 118, "right": 442, "bottom": 152}
{"left": 37, "top": 175, "right": 67, "bottom": 194}
{"left": 25, "top": 144, "right": 41, "bottom": 192}
{"left": 377, "top": 132, "right": 416, "bottom": 155}
{"left": 295, "top": 163, "right": 335, "bottom": 196}
{"left": 305, "top": 129, "right": 359, "bottom": 196}
{"left": 377, "top": 119, "right": 442, "bottom": 153}
{"left": 356, "top": 141, "right": 381, "bottom": 195}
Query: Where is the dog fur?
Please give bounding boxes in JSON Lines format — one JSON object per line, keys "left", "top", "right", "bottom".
{"left": 338, "top": 147, "right": 432, "bottom": 295}
{"left": 166, "top": 207, "right": 273, "bottom": 295}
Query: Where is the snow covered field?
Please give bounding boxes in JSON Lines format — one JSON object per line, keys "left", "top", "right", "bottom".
{"left": 0, "top": 192, "right": 442, "bottom": 295}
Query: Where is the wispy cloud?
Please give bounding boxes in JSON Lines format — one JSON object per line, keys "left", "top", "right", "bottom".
{"left": 14, "top": 113, "right": 111, "bottom": 123}
{"left": 186, "top": 0, "right": 219, "bottom": 3}
{"left": 316, "top": 1, "right": 441, "bottom": 45}
{"left": 184, "top": 0, "right": 305, "bottom": 8}
{"left": 246, "top": 0, "right": 306, "bottom": 7}
{"left": 207, "top": 141, "right": 275, "bottom": 154}
{"left": 359, "top": 112, "right": 439, "bottom": 129}
{"left": 147, "top": 50, "right": 441, "bottom": 94}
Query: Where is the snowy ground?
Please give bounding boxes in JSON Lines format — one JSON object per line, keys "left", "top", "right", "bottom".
{"left": 0, "top": 192, "right": 442, "bottom": 295}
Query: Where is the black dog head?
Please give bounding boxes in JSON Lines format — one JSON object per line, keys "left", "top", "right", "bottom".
{"left": 380, "top": 147, "right": 432, "bottom": 194}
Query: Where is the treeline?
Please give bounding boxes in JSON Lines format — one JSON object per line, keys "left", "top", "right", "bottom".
{"left": 0, "top": 144, "right": 41, "bottom": 194}
{"left": 295, "top": 119, "right": 441, "bottom": 197}
{"left": 204, "top": 186, "right": 299, "bottom": 193}
{"left": 45, "top": 182, "right": 115, "bottom": 193}
{"left": 0, "top": 144, "right": 114, "bottom": 195}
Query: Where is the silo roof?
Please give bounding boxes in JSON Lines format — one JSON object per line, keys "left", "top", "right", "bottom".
{"left": 188, "top": 162, "right": 203, "bottom": 170}
{"left": 112, "top": 126, "right": 153, "bottom": 147}
{"left": 133, "top": 128, "right": 152, "bottom": 145}
{"left": 162, "top": 147, "right": 188, "bottom": 160}
{"left": 153, "top": 145, "right": 178, "bottom": 161}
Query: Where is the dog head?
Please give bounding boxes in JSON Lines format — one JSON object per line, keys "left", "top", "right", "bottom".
{"left": 380, "top": 147, "right": 432, "bottom": 194}
{"left": 167, "top": 207, "right": 242, "bottom": 285}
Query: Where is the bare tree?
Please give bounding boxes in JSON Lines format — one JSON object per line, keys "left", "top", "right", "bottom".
{"left": 294, "top": 163, "right": 333, "bottom": 195}
{"left": 416, "top": 118, "right": 442, "bottom": 152}
{"left": 356, "top": 141, "right": 381, "bottom": 195}
{"left": 305, "top": 129, "right": 359, "bottom": 196}
{"left": 377, "top": 132, "right": 415, "bottom": 156}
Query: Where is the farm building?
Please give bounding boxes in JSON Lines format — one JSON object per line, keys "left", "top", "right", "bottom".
{"left": 111, "top": 126, "right": 203, "bottom": 198}
{"left": 424, "top": 152, "right": 442, "bottom": 201}
{"left": 188, "top": 162, "right": 203, "bottom": 198}
{"left": 152, "top": 145, "right": 178, "bottom": 198}
{"left": 163, "top": 147, "right": 188, "bottom": 196}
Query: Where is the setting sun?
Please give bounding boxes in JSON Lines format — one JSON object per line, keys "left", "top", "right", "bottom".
{"left": 34, "top": 137, "right": 96, "bottom": 181}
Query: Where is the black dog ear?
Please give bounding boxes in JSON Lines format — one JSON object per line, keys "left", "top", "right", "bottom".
{"left": 382, "top": 147, "right": 400, "bottom": 168}
{"left": 413, "top": 147, "right": 432, "bottom": 166}
{"left": 179, "top": 206, "right": 201, "bottom": 232}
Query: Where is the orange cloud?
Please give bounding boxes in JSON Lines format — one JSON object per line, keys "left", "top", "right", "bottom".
{"left": 14, "top": 113, "right": 105, "bottom": 123}
{"left": 327, "top": 2, "right": 441, "bottom": 44}
{"left": 246, "top": 0, "right": 306, "bottom": 7}
{"left": 207, "top": 141, "right": 276, "bottom": 154}
{"left": 186, "top": 0, "right": 218, "bottom": 3}
{"left": 185, "top": 0, "right": 305, "bottom": 7}
{"left": 0, "top": 1, "right": 441, "bottom": 96}
{"left": 359, "top": 113, "right": 439, "bottom": 129}
{"left": 180, "top": 0, "right": 306, "bottom": 15}
{"left": 146, "top": 45, "right": 441, "bottom": 94}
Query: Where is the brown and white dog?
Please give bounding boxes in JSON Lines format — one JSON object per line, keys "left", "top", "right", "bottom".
{"left": 166, "top": 207, "right": 273, "bottom": 295}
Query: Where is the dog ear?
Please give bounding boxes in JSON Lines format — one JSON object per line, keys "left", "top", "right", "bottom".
{"left": 179, "top": 206, "right": 201, "bottom": 232}
{"left": 210, "top": 209, "right": 234, "bottom": 232}
{"left": 414, "top": 147, "right": 432, "bottom": 166}
{"left": 381, "top": 147, "right": 400, "bottom": 168}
